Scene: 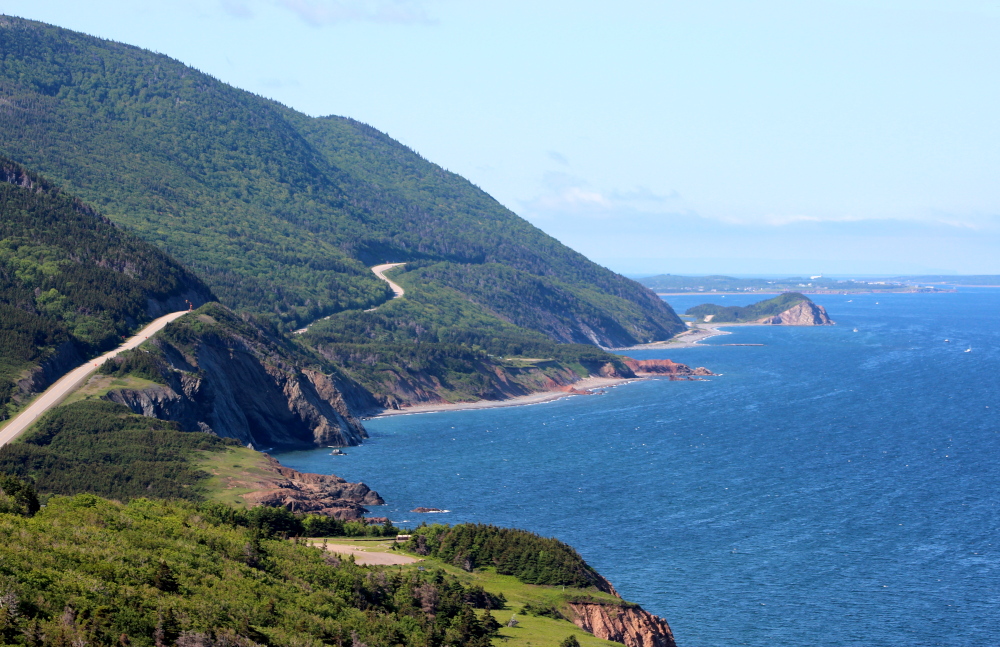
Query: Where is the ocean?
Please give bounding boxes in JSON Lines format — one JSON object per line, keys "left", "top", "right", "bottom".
{"left": 276, "top": 290, "right": 999, "bottom": 646}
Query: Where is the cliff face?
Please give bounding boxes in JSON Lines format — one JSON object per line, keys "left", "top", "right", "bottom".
{"left": 757, "top": 300, "right": 834, "bottom": 325}
{"left": 622, "top": 358, "right": 714, "bottom": 377}
{"left": 104, "top": 305, "right": 373, "bottom": 449}
{"left": 568, "top": 602, "right": 677, "bottom": 647}
{"left": 371, "top": 363, "right": 588, "bottom": 410}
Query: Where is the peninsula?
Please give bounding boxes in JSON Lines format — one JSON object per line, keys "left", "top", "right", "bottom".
{"left": 686, "top": 292, "right": 834, "bottom": 325}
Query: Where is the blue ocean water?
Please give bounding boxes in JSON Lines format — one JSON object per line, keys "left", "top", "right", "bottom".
{"left": 276, "top": 290, "right": 1000, "bottom": 646}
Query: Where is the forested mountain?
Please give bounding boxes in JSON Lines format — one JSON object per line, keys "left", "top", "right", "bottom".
{"left": 0, "top": 157, "right": 212, "bottom": 420}
{"left": 0, "top": 15, "right": 682, "bottom": 345}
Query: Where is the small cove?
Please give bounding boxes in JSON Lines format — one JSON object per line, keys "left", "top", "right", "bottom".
{"left": 277, "top": 290, "right": 1000, "bottom": 646}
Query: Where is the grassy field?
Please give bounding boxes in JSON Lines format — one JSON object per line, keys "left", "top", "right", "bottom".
{"left": 193, "top": 446, "right": 278, "bottom": 508}
{"left": 61, "top": 374, "right": 161, "bottom": 406}
{"left": 309, "top": 537, "right": 625, "bottom": 647}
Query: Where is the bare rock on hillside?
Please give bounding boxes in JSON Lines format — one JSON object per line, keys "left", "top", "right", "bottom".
{"left": 756, "top": 301, "right": 834, "bottom": 325}
{"left": 621, "top": 358, "right": 715, "bottom": 377}
{"left": 568, "top": 602, "right": 676, "bottom": 647}
{"left": 222, "top": 456, "right": 384, "bottom": 520}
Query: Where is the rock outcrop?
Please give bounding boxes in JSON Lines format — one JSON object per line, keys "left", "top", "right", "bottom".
{"left": 206, "top": 454, "right": 383, "bottom": 520}
{"left": 756, "top": 300, "right": 833, "bottom": 325}
{"left": 621, "top": 358, "right": 714, "bottom": 377}
{"left": 104, "top": 304, "right": 374, "bottom": 449}
{"left": 14, "top": 340, "right": 82, "bottom": 403}
{"left": 568, "top": 602, "right": 676, "bottom": 647}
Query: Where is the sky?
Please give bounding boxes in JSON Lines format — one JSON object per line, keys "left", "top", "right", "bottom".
{"left": 5, "top": 0, "right": 1000, "bottom": 276}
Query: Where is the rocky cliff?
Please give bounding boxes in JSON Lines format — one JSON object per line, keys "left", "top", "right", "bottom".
{"left": 756, "top": 300, "right": 834, "bottom": 325}
{"left": 622, "top": 358, "right": 714, "bottom": 377}
{"left": 103, "top": 304, "right": 374, "bottom": 450}
{"left": 218, "top": 455, "right": 384, "bottom": 520}
{"left": 568, "top": 602, "right": 677, "bottom": 647}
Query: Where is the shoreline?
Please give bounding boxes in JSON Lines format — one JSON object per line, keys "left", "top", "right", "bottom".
{"left": 367, "top": 325, "right": 745, "bottom": 419}
{"left": 368, "top": 376, "right": 642, "bottom": 418}
{"left": 611, "top": 323, "right": 736, "bottom": 350}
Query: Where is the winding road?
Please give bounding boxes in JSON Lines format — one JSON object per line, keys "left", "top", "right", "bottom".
{"left": 294, "top": 263, "right": 406, "bottom": 334}
{"left": 366, "top": 263, "right": 406, "bottom": 305}
{"left": 0, "top": 310, "right": 190, "bottom": 448}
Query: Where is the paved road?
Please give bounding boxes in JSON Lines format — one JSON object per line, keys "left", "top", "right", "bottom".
{"left": 0, "top": 310, "right": 190, "bottom": 448}
{"left": 368, "top": 262, "right": 406, "bottom": 302}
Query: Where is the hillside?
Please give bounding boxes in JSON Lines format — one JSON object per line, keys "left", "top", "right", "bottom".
{"left": 0, "top": 15, "right": 683, "bottom": 346}
{"left": 99, "top": 302, "right": 376, "bottom": 449}
{"left": 0, "top": 494, "right": 505, "bottom": 647}
{"left": 0, "top": 485, "right": 674, "bottom": 647}
{"left": 0, "top": 157, "right": 212, "bottom": 421}
{"left": 686, "top": 292, "right": 832, "bottom": 324}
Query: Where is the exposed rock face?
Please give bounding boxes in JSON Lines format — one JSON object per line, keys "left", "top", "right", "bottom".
{"left": 354, "top": 360, "right": 595, "bottom": 411}
{"left": 212, "top": 455, "right": 383, "bottom": 520}
{"left": 622, "top": 358, "right": 715, "bottom": 377}
{"left": 105, "top": 306, "right": 372, "bottom": 449}
{"left": 14, "top": 340, "right": 82, "bottom": 403}
{"left": 757, "top": 300, "right": 833, "bottom": 325}
{"left": 568, "top": 602, "right": 676, "bottom": 647}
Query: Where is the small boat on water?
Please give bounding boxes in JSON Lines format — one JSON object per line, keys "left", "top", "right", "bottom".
{"left": 330, "top": 448, "right": 346, "bottom": 455}
{"left": 944, "top": 339, "right": 950, "bottom": 342}
{"left": 965, "top": 347, "right": 972, "bottom": 353}
{"left": 853, "top": 328, "right": 859, "bottom": 333}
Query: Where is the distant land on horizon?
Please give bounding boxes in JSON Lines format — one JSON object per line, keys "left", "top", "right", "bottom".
{"left": 633, "top": 273, "right": 1000, "bottom": 294}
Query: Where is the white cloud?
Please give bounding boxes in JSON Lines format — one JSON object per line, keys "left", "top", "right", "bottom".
{"left": 275, "top": 0, "right": 436, "bottom": 25}
{"left": 523, "top": 172, "right": 683, "bottom": 219}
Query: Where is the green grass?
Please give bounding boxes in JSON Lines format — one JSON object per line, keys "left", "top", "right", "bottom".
{"left": 294, "top": 537, "right": 626, "bottom": 646}
{"left": 61, "top": 373, "right": 161, "bottom": 406}
{"left": 193, "top": 446, "right": 279, "bottom": 508}
{"left": 391, "top": 552, "right": 623, "bottom": 647}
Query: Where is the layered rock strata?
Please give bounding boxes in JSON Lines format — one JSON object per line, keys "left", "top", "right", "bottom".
{"left": 105, "top": 307, "right": 373, "bottom": 449}
{"left": 568, "top": 602, "right": 677, "bottom": 647}
{"left": 622, "top": 358, "right": 715, "bottom": 377}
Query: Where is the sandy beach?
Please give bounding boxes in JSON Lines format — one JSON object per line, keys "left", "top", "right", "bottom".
{"left": 370, "top": 375, "right": 640, "bottom": 418}
{"left": 611, "top": 323, "right": 739, "bottom": 350}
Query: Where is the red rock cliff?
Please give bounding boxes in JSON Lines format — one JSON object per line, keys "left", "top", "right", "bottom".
{"left": 622, "top": 358, "right": 714, "bottom": 377}
{"left": 568, "top": 602, "right": 677, "bottom": 647}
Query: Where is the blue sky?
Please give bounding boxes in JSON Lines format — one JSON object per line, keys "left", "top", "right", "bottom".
{"left": 5, "top": 0, "right": 1000, "bottom": 275}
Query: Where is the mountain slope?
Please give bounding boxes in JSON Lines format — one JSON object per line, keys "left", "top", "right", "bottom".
{"left": 0, "top": 15, "right": 682, "bottom": 345}
{"left": 0, "top": 157, "right": 213, "bottom": 420}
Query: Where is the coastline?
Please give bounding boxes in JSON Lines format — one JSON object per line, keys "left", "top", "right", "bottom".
{"left": 369, "top": 376, "right": 642, "bottom": 418}
{"left": 611, "top": 323, "right": 735, "bottom": 350}
{"left": 368, "top": 325, "right": 740, "bottom": 418}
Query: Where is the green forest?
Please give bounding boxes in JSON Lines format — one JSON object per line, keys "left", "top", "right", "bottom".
{"left": 0, "top": 157, "right": 211, "bottom": 419}
{"left": 404, "top": 524, "right": 615, "bottom": 592}
{"left": 0, "top": 15, "right": 682, "bottom": 346}
{"left": 0, "top": 493, "right": 504, "bottom": 647}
